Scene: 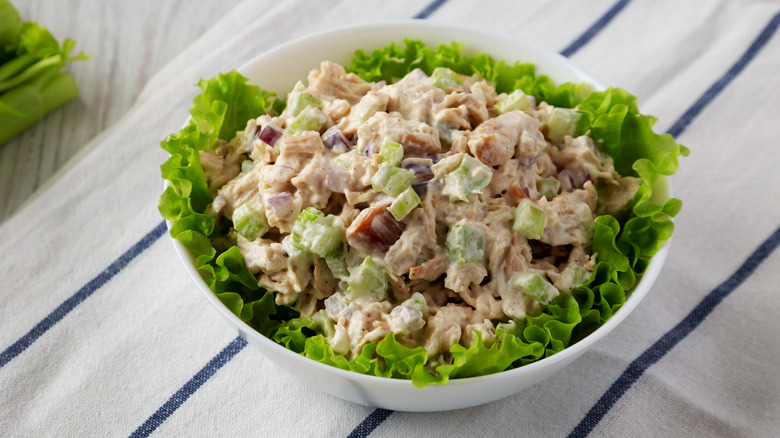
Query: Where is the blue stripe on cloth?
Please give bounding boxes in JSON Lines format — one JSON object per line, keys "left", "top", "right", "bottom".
{"left": 568, "top": 225, "right": 780, "bottom": 438}
{"left": 666, "top": 11, "right": 780, "bottom": 138}
{"left": 0, "top": 220, "right": 168, "bottom": 369}
{"left": 414, "top": 0, "right": 449, "bottom": 19}
{"left": 129, "top": 336, "right": 248, "bottom": 438}
{"left": 559, "top": 0, "right": 632, "bottom": 57}
{"left": 346, "top": 409, "right": 395, "bottom": 438}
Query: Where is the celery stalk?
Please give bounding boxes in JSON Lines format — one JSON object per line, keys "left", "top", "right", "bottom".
{"left": 0, "top": 0, "right": 22, "bottom": 49}
{"left": 0, "top": 69, "right": 78, "bottom": 145}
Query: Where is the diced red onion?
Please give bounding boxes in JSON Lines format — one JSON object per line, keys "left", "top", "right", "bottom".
{"left": 326, "top": 165, "right": 350, "bottom": 193}
{"left": 412, "top": 183, "right": 428, "bottom": 198}
{"left": 528, "top": 95, "right": 536, "bottom": 107}
{"left": 363, "top": 142, "right": 377, "bottom": 157}
{"left": 266, "top": 192, "right": 293, "bottom": 215}
{"left": 257, "top": 123, "right": 282, "bottom": 146}
{"left": 322, "top": 126, "right": 350, "bottom": 153}
{"left": 558, "top": 169, "right": 581, "bottom": 190}
{"left": 401, "top": 160, "right": 434, "bottom": 185}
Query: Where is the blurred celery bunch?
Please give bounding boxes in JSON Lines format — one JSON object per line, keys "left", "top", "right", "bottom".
{"left": 0, "top": 0, "right": 88, "bottom": 145}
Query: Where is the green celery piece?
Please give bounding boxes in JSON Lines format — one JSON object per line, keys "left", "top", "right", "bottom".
{"left": 311, "top": 309, "right": 336, "bottom": 338}
{"left": 287, "top": 89, "right": 323, "bottom": 117}
{"left": 442, "top": 154, "right": 492, "bottom": 201}
{"left": 325, "top": 255, "right": 350, "bottom": 282}
{"left": 0, "top": 100, "right": 21, "bottom": 116}
{"left": 0, "top": 0, "right": 22, "bottom": 49}
{"left": 495, "top": 89, "right": 532, "bottom": 113}
{"left": 387, "top": 186, "right": 420, "bottom": 220}
{"left": 17, "top": 22, "right": 60, "bottom": 58}
{"left": 346, "top": 256, "right": 388, "bottom": 300}
{"left": 232, "top": 203, "right": 268, "bottom": 241}
{"left": 291, "top": 207, "right": 344, "bottom": 258}
{"left": 0, "top": 53, "right": 38, "bottom": 81}
{"left": 402, "top": 292, "right": 428, "bottom": 314}
{"left": 513, "top": 272, "right": 560, "bottom": 305}
{"left": 0, "top": 69, "right": 78, "bottom": 145}
{"left": 335, "top": 149, "right": 357, "bottom": 168}
{"left": 0, "top": 54, "right": 64, "bottom": 93}
{"left": 536, "top": 178, "right": 560, "bottom": 200}
{"left": 547, "top": 107, "right": 581, "bottom": 143}
{"left": 445, "top": 220, "right": 485, "bottom": 264}
{"left": 378, "top": 140, "right": 404, "bottom": 165}
{"left": 372, "top": 162, "right": 415, "bottom": 196}
{"left": 288, "top": 105, "right": 326, "bottom": 133}
{"left": 426, "top": 67, "right": 463, "bottom": 89}
{"left": 571, "top": 265, "right": 592, "bottom": 289}
{"left": 513, "top": 200, "right": 546, "bottom": 240}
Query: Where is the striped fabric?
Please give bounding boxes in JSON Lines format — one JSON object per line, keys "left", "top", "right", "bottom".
{"left": 2, "top": 0, "right": 779, "bottom": 436}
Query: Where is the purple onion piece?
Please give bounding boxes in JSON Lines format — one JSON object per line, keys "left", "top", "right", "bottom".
{"left": 412, "top": 182, "right": 428, "bottom": 198}
{"left": 528, "top": 95, "right": 536, "bottom": 107}
{"left": 363, "top": 142, "right": 377, "bottom": 157}
{"left": 257, "top": 123, "right": 283, "bottom": 146}
{"left": 266, "top": 192, "right": 293, "bottom": 215}
{"left": 428, "top": 154, "right": 440, "bottom": 164}
{"left": 522, "top": 187, "right": 530, "bottom": 197}
{"left": 326, "top": 165, "right": 350, "bottom": 193}
{"left": 401, "top": 160, "right": 434, "bottom": 185}
{"left": 558, "top": 169, "right": 577, "bottom": 189}
{"left": 322, "top": 126, "right": 350, "bottom": 153}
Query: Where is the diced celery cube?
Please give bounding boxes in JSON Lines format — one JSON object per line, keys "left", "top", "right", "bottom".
{"left": 232, "top": 203, "right": 268, "bottom": 241}
{"left": 287, "top": 88, "right": 323, "bottom": 117}
{"left": 291, "top": 207, "right": 344, "bottom": 258}
{"left": 445, "top": 220, "right": 485, "bottom": 264}
{"left": 403, "top": 292, "right": 428, "bottom": 314}
{"left": 513, "top": 200, "right": 546, "bottom": 240}
{"left": 496, "top": 320, "right": 521, "bottom": 337}
{"left": 372, "top": 162, "right": 415, "bottom": 197}
{"left": 335, "top": 149, "right": 357, "bottom": 168}
{"left": 442, "top": 154, "right": 493, "bottom": 202}
{"left": 426, "top": 67, "right": 464, "bottom": 90}
{"left": 378, "top": 140, "right": 404, "bottom": 165}
{"left": 547, "top": 107, "right": 581, "bottom": 143}
{"left": 513, "top": 272, "right": 560, "bottom": 305}
{"left": 496, "top": 89, "right": 532, "bottom": 113}
{"left": 289, "top": 105, "right": 327, "bottom": 133}
{"left": 241, "top": 159, "right": 254, "bottom": 173}
{"left": 311, "top": 309, "right": 336, "bottom": 338}
{"left": 571, "top": 265, "right": 592, "bottom": 289}
{"left": 356, "top": 92, "right": 387, "bottom": 122}
{"left": 537, "top": 178, "right": 560, "bottom": 200}
{"left": 326, "top": 255, "right": 350, "bottom": 282}
{"left": 387, "top": 186, "right": 421, "bottom": 220}
{"left": 346, "top": 256, "right": 387, "bottom": 300}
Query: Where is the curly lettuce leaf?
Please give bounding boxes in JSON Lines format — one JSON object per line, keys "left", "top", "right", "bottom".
{"left": 159, "top": 71, "right": 283, "bottom": 336}
{"left": 159, "top": 39, "right": 686, "bottom": 388}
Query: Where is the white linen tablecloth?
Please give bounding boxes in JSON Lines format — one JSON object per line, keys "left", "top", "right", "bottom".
{"left": 2, "top": 0, "right": 779, "bottom": 436}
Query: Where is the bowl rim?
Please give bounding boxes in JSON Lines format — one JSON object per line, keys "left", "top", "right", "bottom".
{"left": 167, "top": 19, "right": 672, "bottom": 391}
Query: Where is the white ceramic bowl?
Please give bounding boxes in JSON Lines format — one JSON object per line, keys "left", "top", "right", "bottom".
{"left": 169, "top": 20, "right": 671, "bottom": 412}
